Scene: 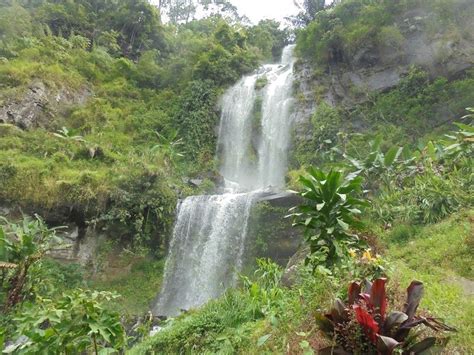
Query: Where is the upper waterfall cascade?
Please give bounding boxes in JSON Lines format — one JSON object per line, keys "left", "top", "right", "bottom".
{"left": 218, "top": 45, "right": 296, "bottom": 191}
{"left": 153, "top": 45, "right": 296, "bottom": 316}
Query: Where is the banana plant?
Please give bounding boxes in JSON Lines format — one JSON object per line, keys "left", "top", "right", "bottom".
{"left": 53, "top": 126, "right": 86, "bottom": 142}
{"left": 343, "top": 137, "right": 404, "bottom": 175}
{"left": 440, "top": 108, "right": 474, "bottom": 161}
{"left": 150, "top": 130, "right": 184, "bottom": 168}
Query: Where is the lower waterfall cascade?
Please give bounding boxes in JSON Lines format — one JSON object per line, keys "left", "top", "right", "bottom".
{"left": 153, "top": 45, "right": 296, "bottom": 316}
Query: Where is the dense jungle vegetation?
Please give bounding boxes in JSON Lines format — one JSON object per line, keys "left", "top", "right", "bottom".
{"left": 1, "top": 0, "right": 473, "bottom": 353}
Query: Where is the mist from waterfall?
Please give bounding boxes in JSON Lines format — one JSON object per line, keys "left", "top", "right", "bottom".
{"left": 153, "top": 45, "right": 295, "bottom": 316}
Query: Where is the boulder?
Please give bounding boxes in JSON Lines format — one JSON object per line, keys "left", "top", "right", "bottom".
{"left": 0, "top": 80, "right": 90, "bottom": 129}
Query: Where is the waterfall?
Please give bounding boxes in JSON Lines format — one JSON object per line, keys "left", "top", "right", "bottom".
{"left": 153, "top": 45, "right": 295, "bottom": 316}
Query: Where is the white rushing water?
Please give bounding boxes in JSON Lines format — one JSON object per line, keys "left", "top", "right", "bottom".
{"left": 218, "top": 45, "right": 296, "bottom": 191}
{"left": 153, "top": 45, "right": 295, "bottom": 316}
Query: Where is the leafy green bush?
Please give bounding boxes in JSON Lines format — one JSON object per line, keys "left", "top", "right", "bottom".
{"left": 290, "top": 168, "right": 369, "bottom": 270}
{"left": 386, "top": 224, "right": 418, "bottom": 243}
{"left": 10, "top": 289, "right": 125, "bottom": 354}
{"left": 0, "top": 215, "right": 63, "bottom": 310}
{"left": 240, "top": 258, "right": 284, "bottom": 317}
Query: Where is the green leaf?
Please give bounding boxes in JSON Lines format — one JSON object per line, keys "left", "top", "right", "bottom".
{"left": 337, "top": 219, "right": 349, "bottom": 231}
{"left": 384, "top": 146, "right": 401, "bottom": 167}
{"left": 426, "top": 141, "right": 437, "bottom": 160}
{"left": 257, "top": 334, "right": 272, "bottom": 347}
{"left": 407, "top": 337, "right": 437, "bottom": 353}
{"left": 299, "top": 176, "right": 316, "bottom": 190}
{"left": 316, "top": 202, "right": 325, "bottom": 211}
{"left": 453, "top": 122, "right": 474, "bottom": 133}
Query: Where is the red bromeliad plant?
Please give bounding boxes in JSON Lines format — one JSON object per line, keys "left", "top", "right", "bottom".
{"left": 317, "top": 278, "right": 455, "bottom": 354}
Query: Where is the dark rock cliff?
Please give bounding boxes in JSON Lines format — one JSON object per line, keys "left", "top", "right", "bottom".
{"left": 291, "top": 1, "right": 474, "bottom": 141}
{"left": 0, "top": 80, "right": 90, "bottom": 129}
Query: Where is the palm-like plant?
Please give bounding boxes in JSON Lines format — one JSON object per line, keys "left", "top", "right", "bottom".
{"left": 441, "top": 108, "right": 474, "bottom": 161}
{"left": 289, "top": 168, "right": 369, "bottom": 269}
{"left": 53, "top": 126, "right": 86, "bottom": 143}
{"left": 150, "top": 130, "right": 184, "bottom": 168}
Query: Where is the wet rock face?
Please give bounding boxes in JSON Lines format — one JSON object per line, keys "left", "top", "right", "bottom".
{"left": 246, "top": 192, "right": 304, "bottom": 267}
{"left": 0, "top": 80, "right": 90, "bottom": 129}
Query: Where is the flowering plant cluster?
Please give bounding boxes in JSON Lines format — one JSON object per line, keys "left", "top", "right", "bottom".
{"left": 317, "top": 278, "right": 455, "bottom": 354}
{"left": 344, "top": 248, "right": 387, "bottom": 281}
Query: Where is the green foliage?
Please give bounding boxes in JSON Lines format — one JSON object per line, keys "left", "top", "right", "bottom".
{"left": 130, "top": 290, "right": 263, "bottom": 354}
{"left": 291, "top": 0, "right": 326, "bottom": 27}
{"left": 440, "top": 108, "right": 474, "bottom": 162}
{"left": 293, "top": 102, "right": 343, "bottom": 167}
{"left": 26, "top": 0, "right": 167, "bottom": 59}
{"left": 88, "top": 257, "right": 165, "bottom": 316}
{"left": 0, "top": 2, "right": 282, "bottom": 246}
{"left": 296, "top": 0, "right": 471, "bottom": 66}
{"left": 11, "top": 289, "right": 125, "bottom": 354}
{"left": 290, "top": 168, "right": 369, "bottom": 269}
{"left": 385, "top": 211, "right": 474, "bottom": 352}
{"left": 371, "top": 113, "right": 473, "bottom": 225}
{"left": 0, "top": 215, "right": 63, "bottom": 310}
{"left": 292, "top": 70, "right": 474, "bottom": 173}
{"left": 386, "top": 224, "right": 418, "bottom": 243}
{"left": 247, "top": 20, "right": 289, "bottom": 61}
{"left": 343, "top": 137, "right": 402, "bottom": 176}
{"left": 240, "top": 259, "right": 284, "bottom": 316}
{"left": 175, "top": 80, "right": 220, "bottom": 164}
{"left": 342, "top": 248, "right": 388, "bottom": 281}
{"left": 33, "top": 259, "right": 85, "bottom": 296}
{"left": 387, "top": 210, "right": 473, "bottom": 279}
{"left": 351, "top": 68, "right": 474, "bottom": 139}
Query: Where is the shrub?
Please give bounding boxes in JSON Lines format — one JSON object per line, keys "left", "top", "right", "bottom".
{"left": 240, "top": 258, "right": 284, "bottom": 316}
{"left": 386, "top": 224, "right": 417, "bottom": 243}
{"left": 289, "top": 168, "right": 369, "bottom": 270}
{"left": 10, "top": 289, "right": 125, "bottom": 354}
{"left": 377, "top": 26, "right": 404, "bottom": 51}
{"left": 0, "top": 215, "right": 63, "bottom": 310}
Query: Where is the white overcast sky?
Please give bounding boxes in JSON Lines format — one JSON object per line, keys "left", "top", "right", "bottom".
{"left": 231, "top": 0, "right": 300, "bottom": 23}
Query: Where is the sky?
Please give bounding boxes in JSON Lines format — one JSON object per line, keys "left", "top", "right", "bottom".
{"left": 231, "top": 0, "right": 300, "bottom": 24}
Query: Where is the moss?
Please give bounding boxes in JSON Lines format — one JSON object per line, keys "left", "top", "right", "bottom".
{"left": 88, "top": 256, "right": 165, "bottom": 316}
{"left": 246, "top": 201, "right": 300, "bottom": 269}
{"left": 255, "top": 75, "right": 268, "bottom": 90}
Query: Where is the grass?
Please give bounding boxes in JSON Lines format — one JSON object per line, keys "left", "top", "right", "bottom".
{"left": 129, "top": 291, "right": 265, "bottom": 354}
{"left": 385, "top": 209, "right": 474, "bottom": 352}
{"left": 386, "top": 210, "right": 473, "bottom": 278}
{"left": 88, "top": 256, "right": 165, "bottom": 316}
{"left": 129, "top": 210, "right": 474, "bottom": 353}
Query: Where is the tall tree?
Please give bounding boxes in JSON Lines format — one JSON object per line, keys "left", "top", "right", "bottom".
{"left": 292, "top": 0, "right": 326, "bottom": 26}
{"left": 159, "top": 0, "right": 241, "bottom": 25}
